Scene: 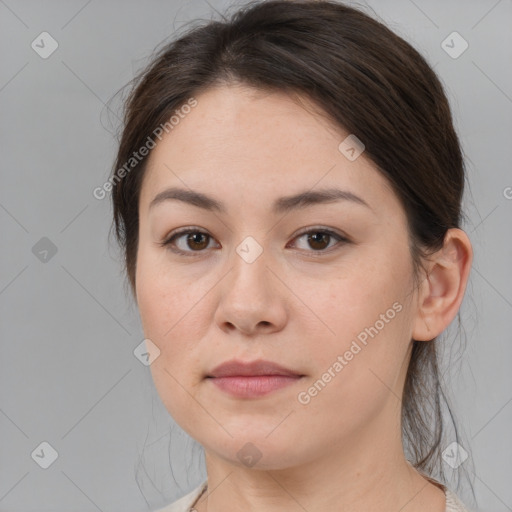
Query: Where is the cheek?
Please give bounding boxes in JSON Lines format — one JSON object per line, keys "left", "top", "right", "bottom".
{"left": 304, "top": 250, "right": 414, "bottom": 391}
{"left": 136, "top": 267, "right": 209, "bottom": 431}
{"left": 320, "top": 251, "right": 411, "bottom": 335}
{"left": 135, "top": 255, "right": 211, "bottom": 381}
{"left": 137, "top": 277, "right": 198, "bottom": 362}
{"left": 136, "top": 246, "right": 193, "bottom": 340}
{"left": 294, "top": 298, "right": 413, "bottom": 440}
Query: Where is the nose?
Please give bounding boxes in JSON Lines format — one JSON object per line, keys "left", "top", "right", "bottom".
{"left": 214, "top": 244, "right": 288, "bottom": 337}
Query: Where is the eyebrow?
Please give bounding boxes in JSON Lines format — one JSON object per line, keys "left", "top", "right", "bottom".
{"left": 148, "top": 186, "right": 372, "bottom": 215}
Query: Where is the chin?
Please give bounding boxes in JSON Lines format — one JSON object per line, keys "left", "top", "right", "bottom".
{"left": 205, "top": 432, "right": 308, "bottom": 471}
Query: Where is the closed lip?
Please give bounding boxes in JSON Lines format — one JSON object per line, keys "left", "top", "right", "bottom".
{"left": 206, "top": 359, "right": 304, "bottom": 378}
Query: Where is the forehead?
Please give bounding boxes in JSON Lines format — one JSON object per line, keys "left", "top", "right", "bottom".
{"left": 139, "top": 84, "right": 397, "bottom": 216}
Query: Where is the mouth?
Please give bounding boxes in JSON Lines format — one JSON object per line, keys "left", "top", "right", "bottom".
{"left": 206, "top": 359, "right": 305, "bottom": 398}
{"left": 207, "top": 358, "right": 303, "bottom": 378}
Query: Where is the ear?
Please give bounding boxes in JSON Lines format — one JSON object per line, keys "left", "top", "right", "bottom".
{"left": 412, "top": 228, "right": 473, "bottom": 342}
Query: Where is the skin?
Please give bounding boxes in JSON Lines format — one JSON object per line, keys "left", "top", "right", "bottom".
{"left": 135, "top": 83, "right": 473, "bottom": 512}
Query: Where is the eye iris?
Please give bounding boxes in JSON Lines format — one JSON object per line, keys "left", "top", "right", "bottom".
{"left": 308, "top": 232, "right": 330, "bottom": 250}
{"left": 187, "top": 232, "right": 209, "bottom": 250}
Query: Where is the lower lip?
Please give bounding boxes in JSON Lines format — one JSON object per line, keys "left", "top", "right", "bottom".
{"left": 208, "top": 375, "right": 302, "bottom": 398}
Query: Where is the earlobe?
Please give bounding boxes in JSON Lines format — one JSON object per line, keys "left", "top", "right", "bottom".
{"left": 412, "top": 228, "right": 473, "bottom": 342}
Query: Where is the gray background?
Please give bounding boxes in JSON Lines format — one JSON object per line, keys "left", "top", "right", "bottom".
{"left": 0, "top": 0, "right": 511, "bottom": 511}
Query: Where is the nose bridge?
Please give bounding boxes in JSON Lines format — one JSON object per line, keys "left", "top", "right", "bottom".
{"left": 214, "top": 233, "right": 286, "bottom": 334}
{"left": 229, "top": 234, "right": 273, "bottom": 298}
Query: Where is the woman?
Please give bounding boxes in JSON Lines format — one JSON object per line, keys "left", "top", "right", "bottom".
{"left": 109, "top": 1, "right": 473, "bottom": 511}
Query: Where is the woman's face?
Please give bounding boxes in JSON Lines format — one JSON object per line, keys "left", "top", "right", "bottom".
{"left": 136, "top": 84, "right": 421, "bottom": 469}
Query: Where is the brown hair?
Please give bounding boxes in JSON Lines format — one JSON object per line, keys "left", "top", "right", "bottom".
{"left": 109, "top": 0, "right": 474, "bottom": 498}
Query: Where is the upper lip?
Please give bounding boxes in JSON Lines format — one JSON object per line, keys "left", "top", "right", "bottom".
{"left": 207, "top": 359, "right": 303, "bottom": 378}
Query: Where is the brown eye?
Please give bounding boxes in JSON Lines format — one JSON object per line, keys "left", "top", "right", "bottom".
{"left": 161, "top": 229, "right": 218, "bottom": 256}
{"left": 290, "top": 228, "right": 348, "bottom": 253}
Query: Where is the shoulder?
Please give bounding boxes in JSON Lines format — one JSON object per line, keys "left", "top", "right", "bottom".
{"left": 444, "top": 487, "right": 471, "bottom": 512}
{"left": 154, "top": 480, "right": 208, "bottom": 512}
{"left": 418, "top": 471, "right": 471, "bottom": 512}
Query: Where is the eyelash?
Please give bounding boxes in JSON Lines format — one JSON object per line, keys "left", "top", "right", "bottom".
{"left": 158, "top": 226, "right": 350, "bottom": 258}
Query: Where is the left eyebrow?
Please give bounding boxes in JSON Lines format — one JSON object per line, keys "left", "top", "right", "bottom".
{"left": 148, "top": 186, "right": 373, "bottom": 215}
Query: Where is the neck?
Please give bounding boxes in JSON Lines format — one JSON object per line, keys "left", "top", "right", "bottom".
{"left": 192, "top": 421, "right": 446, "bottom": 512}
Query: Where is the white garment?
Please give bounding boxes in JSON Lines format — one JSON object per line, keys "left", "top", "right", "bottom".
{"left": 155, "top": 478, "right": 471, "bottom": 512}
